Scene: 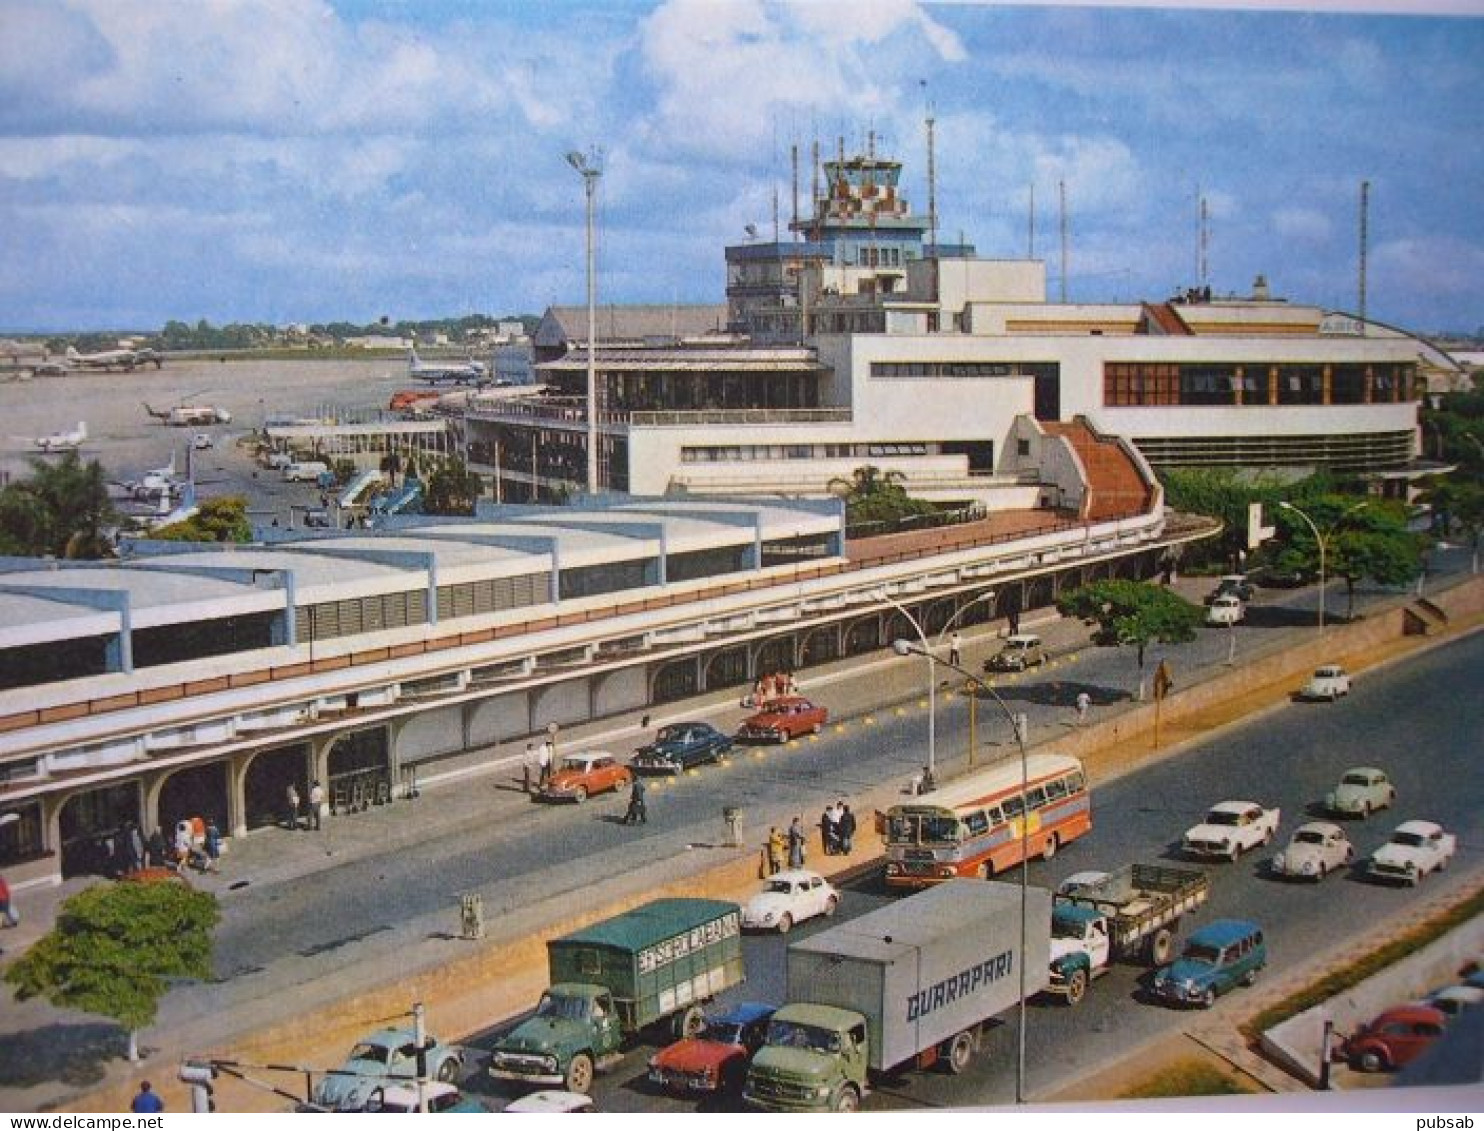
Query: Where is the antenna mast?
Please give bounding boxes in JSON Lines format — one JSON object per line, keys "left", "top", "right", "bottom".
{"left": 1358, "top": 180, "right": 1370, "bottom": 335}
{"left": 1028, "top": 183, "right": 1036, "bottom": 260}
{"left": 791, "top": 142, "right": 800, "bottom": 238}
{"left": 1059, "top": 179, "right": 1068, "bottom": 303}
{"left": 923, "top": 83, "right": 938, "bottom": 255}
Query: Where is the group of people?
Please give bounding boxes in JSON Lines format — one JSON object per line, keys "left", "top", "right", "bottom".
{"left": 522, "top": 738, "right": 556, "bottom": 794}
{"left": 284, "top": 780, "right": 327, "bottom": 831}
{"left": 819, "top": 800, "right": 856, "bottom": 856}
{"left": 764, "top": 805, "right": 856, "bottom": 875}
{"left": 171, "top": 817, "right": 223, "bottom": 874}
{"left": 745, "top": 671, "right": 797, "bottom": 707}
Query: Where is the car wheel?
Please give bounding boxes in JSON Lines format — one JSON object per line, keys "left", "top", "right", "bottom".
{"left": 565, "top": 1052, "right": 595, "bottom": 1094}
{"left": 811, "top": 721, "right": 822, "bottom": 735}
{"left": 436, "top": 1057, "right": 460, "bottom": 1083}
{"left": 573, "top": 787, "right": 588, "bottom": 804}
{"left": 1065, "top": 968, "right": 1089, "bottom": 1006}
{"left": 1241, "top": 965, "right": 1260, "bottom": 988}
{"left": 777, "top": 913, "right": 793, "bottom": 935}
{"left": 1357, "top": 1049, "right": 1388, "bottom": 1073}
{"left": 833, "top": 1086, "right": 860, "bottom": 1112}
{"left": 824, "top": 895, "right": 839, "bottom": 917}
{"left": 1362, "top": 801, "right": 1372, "bottom": 817}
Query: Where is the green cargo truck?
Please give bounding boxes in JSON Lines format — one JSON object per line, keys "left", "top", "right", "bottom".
{"left": 743, "top": 880, "right": 1051, "bottom": 1112}
{"left": 488, "top": 897, "right": 744, "bottom": 1094}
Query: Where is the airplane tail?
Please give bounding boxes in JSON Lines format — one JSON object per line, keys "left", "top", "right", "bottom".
{"left": 66, "top": 346, "right": 80, "bottom": 361}
{"left": 75, "top": 422, "right": 87, "bottom": 442}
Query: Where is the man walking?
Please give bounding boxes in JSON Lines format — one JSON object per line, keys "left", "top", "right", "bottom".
{"left": 623, "top": 776, "right": 647, "bottom": 825}
{"left": 838, "top": 803, "right": 857, "bottom": 855}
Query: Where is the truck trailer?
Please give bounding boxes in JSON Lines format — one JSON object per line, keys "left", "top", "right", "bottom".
{"left": 488, "top": 897, "right": 744, "bottom": 1094}
{"left": 743, "top": 879, "right": 1051, "bottom": 1112}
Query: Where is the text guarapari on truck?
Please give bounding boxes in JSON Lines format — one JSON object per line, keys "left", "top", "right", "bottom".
{"left": 488, "top": 898, "right": 744, "bottom": 1094}
{"left": 883, "top": 753, "right": 1090, "bottom": 889}
{"left": 743, "top": 879, "right": 1051, "bottom": 1113}
{"left": 1046, "top": 863, "right": 1210, "bottom": 1005}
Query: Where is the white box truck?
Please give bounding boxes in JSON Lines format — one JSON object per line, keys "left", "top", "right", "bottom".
{"left": 743, "top": 879, "right": 1051, "bottom": 1112}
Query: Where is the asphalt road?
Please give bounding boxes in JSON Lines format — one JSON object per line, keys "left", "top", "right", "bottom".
{"left": 461, "top": 627, "right": 1484, "bottom": 1111}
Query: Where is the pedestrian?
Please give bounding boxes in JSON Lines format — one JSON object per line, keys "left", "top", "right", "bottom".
{"left": 130, "top": 1081, "right": 164, "bottom": 1114}
{"left": 308, "top": 780, "right": 325, "bottom": 830}
{"left": 623, "top": 776, "right": 648, "bottom": 825}
{"left": 537, "top": 738, "right": 553, "bottom": 788}
{"left": 839, "top": 803, "right": 857, "bottom": 855}
{"left": 125, "top": 821, "right": 146, "bottom": 873}
{"left": 1075, "top": 690, "right": 1091, "bottom": 725}
{"left": 820, "top": 806, "right": 838, "bottom": 856}
{"left": 285, "top": 782, "right": 301, "bottom": 830}
{"left": 787, "top": 816, "right": 806, "bottom": 869}
{"left": 0, "top": 872, "right": 19, "bottom": 929}
{"left": 146, "top": 826, "right": 167, "bottom": 868}
{"left": 203, "top": 818, "right": 222, "bottom": 872}
{"left": 766, "top": 827, "right": 786, "bottom": 875}
{"left": 523, "top": 741, "right": 535, "bottom": 794}
{"left": 949, "top": 631, "right": 963, "bottom": 668}
{"left": 173, "top": 821, "right": 194, "bottom": 872}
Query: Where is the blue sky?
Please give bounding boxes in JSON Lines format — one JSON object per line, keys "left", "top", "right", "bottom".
{"left": 1, "top": 1, "right": 1480, "bottom": 334}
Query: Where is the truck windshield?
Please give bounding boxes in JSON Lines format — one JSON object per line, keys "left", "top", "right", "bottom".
{"left": 535, "top": 992, "right": 588, "bottom": 1022}
{"left": 765, "top": 1020, "right": 841, "bottom": 1054}
{"left": 1051, "top": 914, "right": 1086, "bottom": 940}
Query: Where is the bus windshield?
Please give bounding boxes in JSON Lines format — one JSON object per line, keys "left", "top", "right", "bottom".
{"left": 887, "top": 812, "right": 961, "bottom": 846}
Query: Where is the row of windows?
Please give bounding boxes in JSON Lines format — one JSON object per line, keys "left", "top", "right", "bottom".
{"left": 872, "top": 361, "right": 1039, "bottom": 379}
{"left": 1104, "top": 362, "right": 1416, "bottom": 407}
{"left": 437, "top": 573, "right": 547, "bottom": 621}
{"left": 962, "top": 768, "right": 1087, "bottom": 837}
{"left": 297, "top": 590, "right": 431, "bottom": 644}
{"left": 681, "top": 442, "right": 930, "bottom": 463}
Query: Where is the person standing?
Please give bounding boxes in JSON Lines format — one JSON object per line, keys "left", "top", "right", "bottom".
{"left": 623, "top": 776, "right": 647, "bottom": 825}
{"left": 203, "top": 818, "right": 223, "bottom": 872}
{"left": 0, "top": 872, "right": 18, "bottom": 929}
{"left": 537, "top": 739, "right": 553, "bottom": 788}
{"left": 130, "top": 1081, "right": 164, "bottom": 1113}
{"left": 949, "top": 631, "right": 963, "bottom": 668}
{"left": 125, "top": 822, "right": 146, "bottom": 873}
{"left": 308, "top": 780, "right": 325, "bottom": 830}
{"left": 1075, "top": 690, "right": 1091, "bottom": 726}
{"left": 522, "top": 742, "right": 535, "bottom": 794}
{"left": 146, "top": 826, "right": 167, "bottom": 868}
{"left": 285, "top": 783, "right": 301, "bottom": 831}
{"left": 839, "top": 804, "right": 857, "bottom": 855}
{"left": 766, "top": 827, "right": 785, "bottom": 875}
{"left": 787, "top": 816, "right": 806, "bottom": 869}
{"left": 819, "top": 806, "right": 837, "bottom": 856}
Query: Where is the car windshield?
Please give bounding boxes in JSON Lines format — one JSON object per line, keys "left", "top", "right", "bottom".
{"left": 765, "top": 1021, "right": 840, "bottom": 1053}
{"left": 703, "top": 1022, "right": 746, "bottom": 1045}
{"left": 764, "top": 880, "right": 798, "bottom": 895}
{"left": 655, "top": 727, "right": 683, "bottom": 743}
{"left": 347, "top": 1042, "right": 391, "bottom": 1064}
{"left": 535, "top": 993, "right": 588, "bottom": 1021}
{"left": 557, "top": 758, "right": 591, "bottom": 773}
{"left": 1341, "top": 773, "right": 1371, "bottom": 787}
{"left": 1294, "top": 830, "right": 1326, "bottom": 845}
{"left": 1183, "top": 943, "right": 1222, "bottom": 964}
{"left": 1205, "top": 810, "right": 1241, "bottom": 826}
{"left": 1391, "top": 831, "right": 1428, "bottom": 848}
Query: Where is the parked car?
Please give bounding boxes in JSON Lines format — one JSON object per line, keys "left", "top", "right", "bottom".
{"left": 1054, "top": 871, "right": 1112, "bottom": 897}
{"left": 1204, "top": 594, "right": 1245, "bottom": 626}
{"left": 1325, "top": 766, "right": 1396, "bottom": 818}
{"left": 363, "top": 1082, "right": 491, "bottom": 1113}
{"left": 1182, "top": 800, "right": 1280, "bottom": 861}
{"left": 631, "top": 721, "right": 733, "bottom": 775}
{"left": 283, "top": 459, "right": 331, "bottom": 482}
{"left": 647, "top": 1002, "right": 776, "bottom": 1096}
{"left": 984, "top": 633, "right": 1046, "bottom": 672}
{"left": 1299, "top": 664, "right": 1351, "bottom": 701}
{"left": 538, "top": 751, "right": 633, "bottom": 803}
{"left": 741, "top": 869, "right": 840, "bottom": 934}
{"left": 736, "top": 696, "right": 829, "bottom": 743}
{"left": 1270, "top": 821, "right": 1353, "bottom": 881}
{"left": 1367, "top": 820, "right": 1457, "bottom": 885}
{"left": 311, "top": 1028, "right": 465, "bottom": 1111}
{"left": 1341, "top": 1004, "right": 1448, "bottom": 1072}
{"left": 503, "top": 1090, "right": 597, "bottom": 1113}
{"left": 1423, "top": 984, "right": 1484, "bottom": 1018}
{"left": 1204, "top": 574, "right": 1255, "bottom": 603}
{"left": 1148, "top": 919, "right": 1266, "bottom": 1009}
{"left": 191, "top": 432, "right": 213, "bottom": 450}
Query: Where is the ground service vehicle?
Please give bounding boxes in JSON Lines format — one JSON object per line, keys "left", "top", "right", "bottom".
{"left": 742, "top": 880, "right": 1051, "bottom": 1112}
{"left": 1046, "top": 863, "right": 1210, "bottom": 1005}
{"left": 488, "top": 898, "right": 744, "bottom": 1094}
{"left": 883, "top": 753, "right": 1090, "bottom": 889}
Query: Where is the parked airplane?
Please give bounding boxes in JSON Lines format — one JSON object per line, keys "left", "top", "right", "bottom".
{"left": 144, "top": 398, "right": 232, "bottom": 426}
{"left": 408, "top": 347, "right": 486, "bottom": 386}
{"left": 64, "top": 345, "right": 162, "bottom": 371}
{"left": 118, "top": 451, "right": 180, "bottom": 502}
{"left": 15, "top": 421, "right": 87, "bottom": 453}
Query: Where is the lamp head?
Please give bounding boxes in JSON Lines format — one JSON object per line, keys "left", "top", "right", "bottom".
{"left": 565, "top": 151, "right": 587, "bottom": 172}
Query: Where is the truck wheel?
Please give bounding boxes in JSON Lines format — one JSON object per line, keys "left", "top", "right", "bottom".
{"left": 674, "top": 1004, "right": 706, "bottom": 1040}
{"left": 946, "top": 1030, "right": 975, "bottom": 1074}
{"left": 1145, "top": 928, "right": 1175, "bottom": 966}
{"left": 1065, "top": 968, "right": 1089, "bottom": 1006}
{"left": 565, "top": 1052, "right": 595, "bottom": 1094}
{"left": 833, "top": 1086, "right": 860, "bottom": 1112}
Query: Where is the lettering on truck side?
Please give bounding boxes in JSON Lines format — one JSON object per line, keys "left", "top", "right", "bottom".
{"left": 637, "top": 913, "right": 741, "bottom": 976}
{"left": 905, "top": 949, "right": 1014, "bottom": 1023}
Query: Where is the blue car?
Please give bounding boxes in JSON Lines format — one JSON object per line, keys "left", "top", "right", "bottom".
{"left": 630, "top": 722, "right": 733, "bottom": 775}
{"left": 1149, "top": 919, "right": 1266, "bottom": 1009}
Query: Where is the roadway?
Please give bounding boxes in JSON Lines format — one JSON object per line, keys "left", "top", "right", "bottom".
{"left": 470, "top": 626, "right": 1484, "bottom": 1111}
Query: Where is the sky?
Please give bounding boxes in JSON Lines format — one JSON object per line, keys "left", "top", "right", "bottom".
{"left": 0, "top": 0, "right": 1481, "bottom": 335}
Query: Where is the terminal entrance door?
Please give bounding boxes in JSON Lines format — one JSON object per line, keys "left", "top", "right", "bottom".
{"left": 58, "top": 783, "right": 139, "bottom": 878}
{"left": 327, "top": 727, "right": 391, "bottom": 813}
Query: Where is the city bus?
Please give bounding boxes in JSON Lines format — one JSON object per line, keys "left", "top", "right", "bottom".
{"left": 882, "top": 752, "right": 1091, "bottom": 890}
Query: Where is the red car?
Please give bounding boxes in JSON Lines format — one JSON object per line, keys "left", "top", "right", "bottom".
{"left": 1340, "top": 1004, "right": 1447, "bottom": 1072}
{"left": 647, "top": 1003, "right": 775, "bottom": 1095}
{"left": 736, "top": 696, "right": 828, "bottom": 743}
{"left": 538, "top": 751, "right": 632, "bottom": 803}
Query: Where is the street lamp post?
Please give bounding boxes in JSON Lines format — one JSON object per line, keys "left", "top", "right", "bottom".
{"left": 566, "top": 149, "right": 602, "bottom": 497}
{"left": 890, "top": 640, "right": 1030, "bottom": 1105}
{"left": 1278, "top": 501, "right": 1326, "bottom": 635}
{"left": 877, "top": 591, "right": 935, "bottom": 789}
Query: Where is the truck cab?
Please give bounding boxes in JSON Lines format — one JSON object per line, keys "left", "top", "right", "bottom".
{"left": 1048, "top": 904, "right": 1111, "bottom": 1004}
{"left": 743, "top": 1003, "right": 869, "bottom": 1112}
{"left": 487, "top": 983, "right": 622, "bottom": 1093}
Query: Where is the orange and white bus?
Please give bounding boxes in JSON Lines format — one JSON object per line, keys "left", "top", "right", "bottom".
{"left": 882, "top": 752, "right": 1091, "bottom": 890}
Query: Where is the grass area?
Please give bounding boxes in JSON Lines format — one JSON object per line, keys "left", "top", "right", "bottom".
{"left": 1242, "top": 880, "right": 1484, "bottom": 1041}
{"left": 1120, "top": 1058, "right": 1258, "bottom": 1098}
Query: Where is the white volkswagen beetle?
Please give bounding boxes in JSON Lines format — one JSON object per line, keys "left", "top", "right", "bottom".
{"left": 1270, "top": 821, "right": 1353, "bottom": 881}
{"left": 1300, "top": 664, "right": 1351, "bottom": 701}
{"left": 740, "top": 869, "right": 840, "bottom": 933}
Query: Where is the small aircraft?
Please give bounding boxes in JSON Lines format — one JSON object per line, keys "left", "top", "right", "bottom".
{"left": 16, "top": 421, "right": 88, "bottom": 453}
{"left": 408, "top": 347, "right": 486, "bottom": 386}
{"left": 144, "top": 395, "right": 232, "bottom": 427}
{"left": 118, "top": 451, "right": 181, "bottom": 502}
{"left": 65, "top": 345, "right": 162, "bottom": 371}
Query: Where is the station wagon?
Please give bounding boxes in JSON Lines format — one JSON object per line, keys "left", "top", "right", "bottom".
{"left": 1149, "top": 919, "right": 1266, "bottom": 1008}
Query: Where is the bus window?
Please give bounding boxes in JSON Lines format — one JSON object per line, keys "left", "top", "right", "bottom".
{"left": 1066, "top": 771, "right": 1086, "bottom": 793}
{"left": 887, "top": 815, "right": 919, "bottom": 844}
{"left": 1026, "top": 786, "right": 1047, "bottom": 810}
{"left": 1044, "top": 778, "right": 1068, "bottom": 801}
{"left": 964, "top": 810, "right": 989, "bottom": 837}
{"left": 1002, "top": 795, "right": 1024, "bottom": 819}
{"left": 921, "top": 814, "right": 961, "bottom": 844}
{"left": 983, "top": 806, "right": 1003, "bottom": 825}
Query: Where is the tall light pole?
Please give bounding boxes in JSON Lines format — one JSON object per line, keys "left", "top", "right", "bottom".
{"left": 566, "top": 149, "right": 602, "bottom": 497}
{"left": 876, "top": 590, "right": 935, "bottom": 788}
{"left": 889, "top": 640, "right": 1030, "bottom": 1105}
{"left": 1278, "top": 501, "right": 1326, "bottom": 635}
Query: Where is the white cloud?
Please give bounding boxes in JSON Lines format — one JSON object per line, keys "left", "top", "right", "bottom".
{"left": 1272, "top": 206, "right": 1333, "bottom": 244}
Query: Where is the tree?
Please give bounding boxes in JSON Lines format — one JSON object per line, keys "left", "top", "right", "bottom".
{"left": 1056, "top": 579, "right": 1204, "bottom": 698}
{"left": 1271, "top": 496, "right": 1425, "bottom": 620}
{"left": 149, "top": 496, "right": 251, "bottom": 543}
{"left": 5, "top": 881, "right": 220, "bottom": 1062}
{"left": 0, "top": 452, "right": 117, "bottom": 558}
{"left": 827, "top": 465, "right": 938, "bottom": 534}
{"left": 423, "top": 459, "right": 484, "bottom": 516}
